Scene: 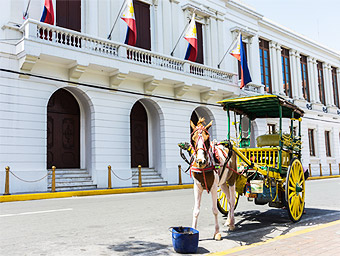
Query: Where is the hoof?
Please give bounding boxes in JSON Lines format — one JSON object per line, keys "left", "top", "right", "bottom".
{"left": 228, "top": 225, "right": 235, "bottom": 231}
{"left": 214, "top": 233, "right": 222, "bottom": 241}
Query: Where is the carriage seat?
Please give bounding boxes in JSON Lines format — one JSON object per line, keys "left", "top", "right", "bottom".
{"left": 256, "top": 134, "right": 279, "bottom": 147}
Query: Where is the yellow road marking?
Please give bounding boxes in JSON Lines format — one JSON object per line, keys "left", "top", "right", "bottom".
{"left": 209, "top": 219, "right": 340, "bottom": 256}
{"left": 308, "top": 175, "right": 340, "bottom": 180}
{"left": 0, "top": 184, "right": 193, "bottom": 203}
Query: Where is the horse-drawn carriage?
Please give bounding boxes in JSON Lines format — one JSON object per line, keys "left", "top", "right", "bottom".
{"left": 216, "top": 95, "right": 306, "bottom": 223}
{"left": 179, "top": 95, "right": 305, "bottom": 239}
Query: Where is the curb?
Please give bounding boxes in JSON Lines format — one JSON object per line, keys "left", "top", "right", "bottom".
{"left": 307, "top": 175, "right": 340, "bottom": 180}
{"left": 209, "top": 219, "right": 340, "bottom": 255}
{"left": 0, "top": 184, "right": 193, "bottom": 203}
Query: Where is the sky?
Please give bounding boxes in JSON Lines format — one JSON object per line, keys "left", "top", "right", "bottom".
{"left": 240, "top": 0, "right": 340, "bottom": 52}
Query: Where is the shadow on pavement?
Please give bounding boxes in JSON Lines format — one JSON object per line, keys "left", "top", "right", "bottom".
{"left": 220, "top": 207, "right": 340, "bottom": 245}
{"left": 108, "top": 240, "right": 171, "bottom": 256}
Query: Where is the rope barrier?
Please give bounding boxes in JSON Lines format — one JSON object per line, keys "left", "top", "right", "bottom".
{"left": 9, "top": 170, "right": 51, "bottom": 183}
{"left": 110, "top": 168, "right": 138, "bottom": 181}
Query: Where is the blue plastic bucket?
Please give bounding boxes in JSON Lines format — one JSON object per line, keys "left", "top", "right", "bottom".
{"left": 170, "top": 226, "right": 199, "bottom": 254}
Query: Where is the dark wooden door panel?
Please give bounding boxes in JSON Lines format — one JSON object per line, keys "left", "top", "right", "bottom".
{"left": 47, "top": 89, "right": 80, "bottom": 169}
{"left": 133, "top": 0, "right": 151, "bottom": 50}
{"left": 130, "top": 101, "right": 149, "bottom": 168}
{"left": 56, "top": 0, "right": 81, "bottom": 32}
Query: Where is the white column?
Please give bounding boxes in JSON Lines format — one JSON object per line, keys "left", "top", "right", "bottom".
{"left": 307, "top": 57, "right": 316, "bottom": 103}
{"left": 86, "top": 0, "right": 98, "bottom": 36}
{"left": 216, "top": 14, "right": 225, "bottom": 69}
{"left": 204, "top": 18, "right": 211, "bottom": 66}
{"left": 249, "top": 35, "right": 262, "bottom": 88}
{"left": 209, "top": 17, "right": 218, "bottom": 67}
{"left": 170, "top": 0, "right": 181, "bottom": 57}
{"left": 295, "top": 52, "right": 303, "bottom": 99}
{"left": 276, "top": 44, "right": 284, "bottom": 95}
{"left": 162, "top": 0, "right": 172, "bottom": 54}
{"left": 312, "top": 59, "right": 320, "bottom": 103}
{"left": 289, "top": 50, "right": 298, "bottom": 99}
{"left": 337, "top": 69, "right": 340, "bottom": 107}
{"left": 325, "top": 64, "right": 334, "bottom": 106}
{"left": 269, "top": 41, "right": 278, "bottom": 94}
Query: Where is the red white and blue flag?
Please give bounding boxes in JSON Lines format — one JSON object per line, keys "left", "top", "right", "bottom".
{"left": 121, "top": 0, "right": 137, "bottom": 46}
{"left": 229, "top": 34, "right": 252, "bottom": 88}
{"left": 184, "top": 13, "right": 197, "bottom": 62}
{"left": 40, "top": 0, "right": 54, "bottom": 25}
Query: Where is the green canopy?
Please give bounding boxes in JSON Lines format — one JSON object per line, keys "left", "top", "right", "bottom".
{"left": 217, "top": 95, "right": 304, "bottom": 120}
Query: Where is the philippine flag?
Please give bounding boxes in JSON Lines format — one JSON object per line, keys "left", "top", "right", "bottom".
{"left": 121, "top": 0, "right": 137, "bottom": 46}
{"left": 184, "top": 13, "right": 198, "bottom": 62}
{"left": 229, "top": 34, "right": 252, "bottom": 88}
{"left": 40, "top": 0, "right": 54, "bottom": 25}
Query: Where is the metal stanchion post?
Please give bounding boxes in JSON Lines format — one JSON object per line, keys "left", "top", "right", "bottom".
{"left": 329, "top": 163, "right": 332, "bottom": 176}
{"left": 309, "top": 163, "right": 312, "bottom": 177}
{"left": 138, "top": 165, "right": 142, "bottom": 187}
{"left": 108, "top": 165, "right": 112, "bottom": 189}
{"left": 52, "top": 166, "right": 56, "bottom": 192}
{"left": 339, "top": 163, "right": 340, "bottom": 175}
{"left": 319, "top": 163, "right": 322, "bottom": 177}
{"left": 178, "top": 165, "right": 182, "bottom": 185}
{"left": 4, "top": 166, "right": 10, "bottom": 195}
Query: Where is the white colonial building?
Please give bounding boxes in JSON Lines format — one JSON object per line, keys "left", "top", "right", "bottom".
{"left": 0, "top": 0, "right": 339, "bottom": 193}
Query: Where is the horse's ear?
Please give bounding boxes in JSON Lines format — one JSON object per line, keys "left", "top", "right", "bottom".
{"left": 190, "top": 120, "right": 196, "bottom": 130}
{"left": 205, "top": 120, "right": 213, "bottom": 130}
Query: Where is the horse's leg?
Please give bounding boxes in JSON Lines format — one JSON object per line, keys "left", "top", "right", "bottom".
{"left": 192, "top": 182, "right": 203, "bottom": 230}
{"left": 227, "top": 184, "right": 236, "bottom": 231}
{"left": 220, "top": 183, "right": 231, "bottom": 227}
{"left": 211, "top": 175, "right": 222, "bottom": 240}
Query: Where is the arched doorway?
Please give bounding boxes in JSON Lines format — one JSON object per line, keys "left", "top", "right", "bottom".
{"left": 47, "top": 89, "right": 80, "bottom": 169}
{"left": 190, "top": 107, "right": 215, "bottom": 139}
{"left": 130, "top": 101, "right": 149, "bottom": 168}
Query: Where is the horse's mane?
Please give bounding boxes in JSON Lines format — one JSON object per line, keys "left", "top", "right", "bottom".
{"left": 197, "top": 117, "right": 206, "bottom": 127}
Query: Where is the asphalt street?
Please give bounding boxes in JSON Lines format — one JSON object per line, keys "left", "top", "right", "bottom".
{"left": 1, "top": 178, "right": 340, "bottom": 256}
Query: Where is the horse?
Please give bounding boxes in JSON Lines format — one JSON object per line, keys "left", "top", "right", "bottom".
{"left": 189, "top": 117, "right": 238, "bottom": 240}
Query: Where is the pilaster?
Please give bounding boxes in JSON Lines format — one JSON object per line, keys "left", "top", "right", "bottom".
{"left": 295, "top": 51, "right": 303, "bottom": 99}
{"left": 276, "top": 44, "right": 284, "bottom": 95}
{"left": 307, "top": 57, "right": 316, "bottom": 103}
{"left": 312, "top": 58, "right": 320, "bottom": 104}
{"left": 269, "top": 41, "right": 278, "bottom": 94}
{"left": 325, "top": 64, "right": 334, "bottom": 107}
{"left": 289, "top": 50, "right": 298, "bottom": 99}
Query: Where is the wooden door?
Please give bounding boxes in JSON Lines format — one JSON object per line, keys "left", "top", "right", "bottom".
{"left": 133, "top": 0, "right": 151, "bottom": 50}
{"left": 130, "top": 101, "right": 149, "bottom": 168}
{"left": 47, "top": 89, "right": 80, "bottom": 169}
{"left": 56, "top": 0, "right": 81, "bottom": 32}
{"left": 196, "top": 22, "right": 204, "bottom": 64}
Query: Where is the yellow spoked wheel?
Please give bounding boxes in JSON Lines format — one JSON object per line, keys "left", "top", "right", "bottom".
{"left": 285, "top": 158, "right": 305, "bottom": 222}
{"left": 217, "top": 188, "right": 239, "bottom": 215}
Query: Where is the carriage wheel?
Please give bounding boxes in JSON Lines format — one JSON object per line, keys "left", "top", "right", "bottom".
{"left": 217, "top": 188, "right": 239, "bottom": 215}
{"left": 285, "top": 158, "right": 305, "bottom": 222}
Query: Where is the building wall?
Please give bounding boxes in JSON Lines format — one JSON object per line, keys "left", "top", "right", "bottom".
{"left": 0, "top": 0, "right": 339, "bottom": 193}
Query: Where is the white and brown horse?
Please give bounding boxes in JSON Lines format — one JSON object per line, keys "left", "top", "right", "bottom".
{"left": 189, "top": 118, "right": 238, "bottom": 240}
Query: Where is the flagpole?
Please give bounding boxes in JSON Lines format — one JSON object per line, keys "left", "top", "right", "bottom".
{"left": 170, "top": 9, "right": 196, "bottom": 56}
{"left": 107, "top": 0, "right": 126, "bottom": 40}
{"left": 23, "top": 0, "right": 32, "bottom": 19}
{"left": 217, "top": 32, "right": 240, "bottom": 69}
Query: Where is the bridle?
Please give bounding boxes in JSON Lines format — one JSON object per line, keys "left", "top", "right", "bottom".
{"left": 190, "top": 125, "right": 215, "bottom": 192}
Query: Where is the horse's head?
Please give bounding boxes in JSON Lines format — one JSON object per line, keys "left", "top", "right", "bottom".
{"left": 190, "top": 117, "right": 213, "bottom": 168}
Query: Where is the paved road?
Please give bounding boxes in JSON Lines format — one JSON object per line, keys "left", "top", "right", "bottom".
{"left": 1, "top": 178, "right": 339, "bottom": 255}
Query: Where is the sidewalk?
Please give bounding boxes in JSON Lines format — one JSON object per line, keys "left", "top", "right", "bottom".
{"left": 210, "top": 219, "right": 340, "bottom": 256}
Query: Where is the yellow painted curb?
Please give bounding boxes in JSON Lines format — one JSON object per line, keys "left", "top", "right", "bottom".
{"left": 308, "top": 175, "right": 340, "bottom": 180}
{"left": 0, "top": 184, "right": 193, "bottom": 203}
{"left": 209, "top": 219, "right": 340, "bottom": 256}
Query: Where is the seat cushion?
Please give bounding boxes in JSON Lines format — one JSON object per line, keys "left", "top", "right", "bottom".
{"left": 256, "top": 134, "right": 280, "bottom": 147}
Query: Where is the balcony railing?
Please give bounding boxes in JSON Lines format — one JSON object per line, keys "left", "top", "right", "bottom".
{"left": 20, "top": 19, "right": 237, "bottom": 85}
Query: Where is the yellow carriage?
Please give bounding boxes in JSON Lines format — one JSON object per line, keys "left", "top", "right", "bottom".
{"left": 216, "top": 95, "right": 306, "bottom": 222}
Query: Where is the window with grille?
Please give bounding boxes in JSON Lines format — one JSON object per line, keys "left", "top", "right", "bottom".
{"left": 268, "top": 124, "right": 276, "bottom": 134}
{"left": 308, "top": 129, "right": 315, "bottom": 156}
{"left": 325, "top": 131, "right": 331, "bottom": 157}
{"left": 281, "top": 48, "right": 292, "bottom": 98}
{"left": 317, "top": 61, "right": 326, "bottom": 105}
{"left": 300, "top": 55, "right": 310, "bottom": 102}
{"left": 259, "top": 39, "right": 272, "bottom": 93}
